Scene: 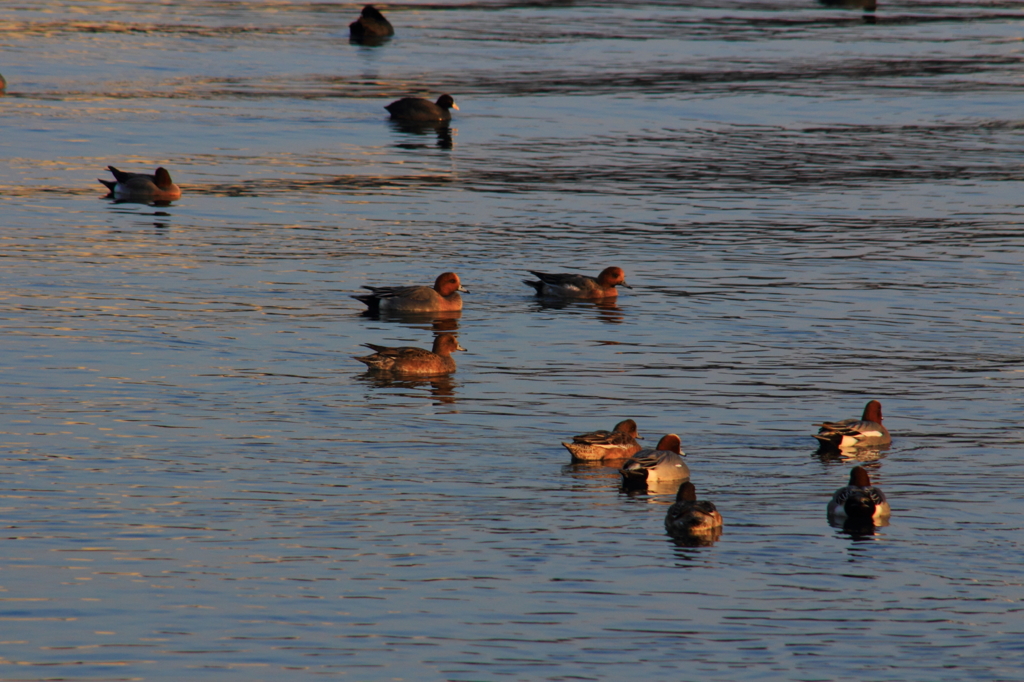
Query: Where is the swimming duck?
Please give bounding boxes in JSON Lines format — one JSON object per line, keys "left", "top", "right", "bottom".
{"left": 562, "top": 419, "right": 642, "bottom": 462}
{"left": 814, "top": 399, "right": 891, "bottom": 450}
{"left": 619, "top": 434, "right": 689, "bottom": 486}
{"left": 349, "top": 5, "right": 394, "bottom": 41}
{"left": 352, "top": 272, "right": 467, "bottom": 314}
{"left": 385, "top": 95, "right": 459, "bottom": 122}
{"left": 664, "top": 482, "right": 723, "bottom": 534}
{"left": 827, "top": 466, "right": 890, "bottom": 522}
{"left": 354, "top": 333, "right": 464, "bottom": 375}
{"left": 98, "top": 166, "right": 181, "bottom": 201}
{"left": 523, "top": 267, "right": 630, "bottom": 299}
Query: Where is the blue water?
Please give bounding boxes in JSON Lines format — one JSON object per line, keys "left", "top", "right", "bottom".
{"left": 1, "top": 1, "right": 1023, "bottom": 680}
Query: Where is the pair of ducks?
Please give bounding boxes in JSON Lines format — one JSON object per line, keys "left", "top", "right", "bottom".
{"left": 356, "top": 268, "right": 628, "bottom": 315}
{"left": 352, "top": 268, "right": 630, "bottom": 374}
{"left": 565, "top": 399, "right": 893, "bottom": 538}
{"left": 347, "top": 6, "right": 459, "bottom": 123}
{"left": 817, "top": 400, "right": 891, "bottom": 524}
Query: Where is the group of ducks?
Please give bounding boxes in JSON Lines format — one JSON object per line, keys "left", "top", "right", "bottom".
{"left": 567, "top": 401, "right": 892, "bottom": 542}
{"left": 564, "top": 398, "right": 891, "bottom": 541}
{"left": 347, "top": 266, "right": 892, "bottom": 542}
{"left": 96, "top": 6, "right": 459, "bottom": 204}
{"left": 92, "top": 6, "right": 891, "bottom": 544}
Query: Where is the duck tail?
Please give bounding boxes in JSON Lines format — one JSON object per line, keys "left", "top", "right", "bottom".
{"left": 522, "top": 278, "right": 543, "bottom": 293}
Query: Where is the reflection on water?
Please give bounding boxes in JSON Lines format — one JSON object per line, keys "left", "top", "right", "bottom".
{"left": 818, "top": 0, "right": 877, "bottom": 12}
{"left": 668, "top": 524, "right": 724, "bottom": 548}
{"left": 356, "top": 371, "right": 459, "bottom": 405}
{"left": 104, "top": 196, "right": 176, "bottom": 207}
{"left": 365, "top": 310, "right": 463, "bottom": 333}
{"left": 350, "top": 35, "right": 392, "bottom": 48}
{"left": 531, "top": 298, "right": 625, "bottom": 324}
{"left": 814, "top": 443, "right": 890, "bottom": 463}
{"left": 389, "top": 120, "right": 455, "bottom": 150}
{"left": 831, "top": 514, "right": 889, "bottom": 539}
{"left": 619, "top": 477, "right": 687, "bottom": 499}
{"left": 563, "top": 460, "right": 624, "bottom": 483}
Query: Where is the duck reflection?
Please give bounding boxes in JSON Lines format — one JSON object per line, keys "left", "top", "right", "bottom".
{"left": 829, "top": 513, "right": 888, "bottom": 539}
{"left": 813, "top": 442, "right": 889, "bottom": 464}
{"left": 562, "top": 460, "right": 626, "bottom": 484}
{"left": 388, "top": 120, "right": 454, "bottom": 150}
{"left": 818, "top": 0, "right": 877, "bottom": 22}
{"left": 818, "top": 0, "right": 876, "bottom": 10}
{"left": 667, "top": 524, "right": 723, "bottom": 548}
{"left": 361, "top": 309, "right": 462, "bottom": 333}
{"left": 356, "top": 370, "right": 457, "bottom": 405}
{"left": 619, "top": 477, "right": 686, "bottom": 500}
{"left": 104, "top": 197, "right": 177, "bottom": 208}
{"left": 532, "top": 298, "right": 624, "bottom": 325}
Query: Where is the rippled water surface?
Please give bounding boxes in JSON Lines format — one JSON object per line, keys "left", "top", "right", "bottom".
{"left": 2, "top": 1, "right": 1023, "bottom": 680}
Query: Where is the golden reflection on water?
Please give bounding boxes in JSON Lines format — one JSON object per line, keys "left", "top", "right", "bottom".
{"left": 356, "top": 371, "right": 459, "bottom": 406}
{"left": 639, "top": 478, "right": 687, "bottom": 499}
{"left": 562, "top": 460, "right": 622, "bottom": 485}
{"left": 814, "top": 442, "right": 890, "bottom": 464}
{"left": 667, "top": 524, "right": 723, "bottom": 548}
{"left": 367, "top": 310, "right": 462, "bottom": 333}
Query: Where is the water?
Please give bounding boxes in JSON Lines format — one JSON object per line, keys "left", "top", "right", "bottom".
{"left": 2, "top": 1, "right": 1023, "bottom": 680}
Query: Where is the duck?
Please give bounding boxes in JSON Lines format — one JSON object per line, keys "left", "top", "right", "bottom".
{"left": 523, "top": 267, "right": 630, "bottom": 299}
{"left": 619, "top": 434, "right": 689, "bottom": 487}
{"left": 813, "top": 399, "right": 891, "bottom": 450}
{"left": 827, "top": 466, "right": 890, "bottom": 522}
{"left": 385, "top": 95, "right": 459, "bottom": 123}
{"left": 349, "top": 5, "right": 394, "bottom": 41}
{"left": 352, "top": 272, "right": 467, "bottom": 314}
{"left": 664, "top": 482, "right": 723, "bottom": 534}
{"left": 562, "top": 419, "right": 642, "bottom": 462}
{"left": 98, "top": 166, "right": 181, "bottom": 201}
{"left": 354, "top": 333, "right": 464, "bottom": 375}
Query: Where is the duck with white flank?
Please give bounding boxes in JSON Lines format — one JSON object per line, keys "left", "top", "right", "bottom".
{"left": 828, "top": 466, "right": 890, "bottom": 523}
{"left": 619, "top": 434, "right": 689, "bottom": 487}
{"left": 814, "top": 399, "right": 891, "bottom": 451}
{"left": 98, "top": 166, "right": 181, "bottom": 202}
{"left": 523, "top": 266, "right": 630, "bottom": 300}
